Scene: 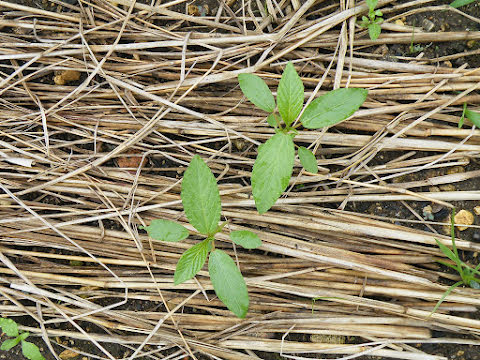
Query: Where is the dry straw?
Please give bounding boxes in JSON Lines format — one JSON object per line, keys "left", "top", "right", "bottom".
{"left": 0, "top": 0, "right": 480, "bottom": 359}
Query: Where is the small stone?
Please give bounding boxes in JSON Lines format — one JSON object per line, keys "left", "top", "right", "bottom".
{"left": 233, "top": 139, "right": 246, "bottom": 151}
{"left": 467, "top": 40, "right": 476, "bottom": 48}
{"left": 474, "top": 206, "right": 480, "bottom": 216}
{"left": 447, "top": 166, "right": 465, "bottom": 175}
{"left": 454, "top": 209, "right": 474, "bottom": 231}
{"left": 421, "top": 19, "right": 435, "bottom": 32}
{"left": 423, "top": 205, "right": 434, "bottom": 221}
{"left": 116, "top": 150, "right": 147, "bottom": 170}
{"left": 373, "top": 44, "right": 388, "bottom": 56}
{"left": 187, "top": 4, "right": 209, "bottom": 16}
{"left": 373, "top": 44, "right": 389, "bottom": 56}
{"left": 59, "top": 348, "right": 81, "bottom": 359}
{"left": 439, "top": 184, "right": 456, "bottom": 191}
{"left": 187, "top": 4, "right": 199, "bottom": 16}
{"left": 395, "top": 19, "right": 404, "bottom": 26}
{"left": 457, "top": 350, "right": 465, "bottom": 357}
{"left": 54, "top": 70, "right": 81, "bottom": 85}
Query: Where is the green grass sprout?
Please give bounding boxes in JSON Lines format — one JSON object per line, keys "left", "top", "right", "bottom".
{"left": 431, "top": 210, "right": 480, "bottom": 315}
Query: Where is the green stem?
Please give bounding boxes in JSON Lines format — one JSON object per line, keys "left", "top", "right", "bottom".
{"left": 450, "top": 210, "right": 464, "bottom": 278}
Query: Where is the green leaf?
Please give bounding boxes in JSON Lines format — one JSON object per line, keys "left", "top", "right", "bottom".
{"left": 0, "top": 318, "right": 18, "bottom": 337}
{"left": 208, "top": 249, "right": 249, "bottom": 318}
{"left": 450, "top": 0, "right": 476, "bottom": 8}
{"left": 230, "top": 230, "right": 262, "bottom": 249}
{"left": 238, "top": 74, "right": 275, "bottom": 113}
{"left": 21, "top": 341, "right": 45, "bottom": 360}
{"left": 437, "top": 260, "right": 459, "bottom": 271}
{"left": 300, "top": 88, "right": 367, "bottom": 129}
{"left": 181, "top": 155, "right": 221, "bottom": 235}
{"left": 266, "top": 113, "right": 277, "bottom": 127}
{"left": 298, "top": 147, "right": 318, "bottom": 174}
{"left": 251, "top": 132, "right": 295, "bottom": 214}
{"left": 459, "top": 102, "right": 467, "bottom": 128}
{"left": 368, "top": 22, "right": 381, "bottom": 41}
{"left": 366, "top": 0, "right": 378, "bottom": 10}
{"left": 465, "top": 262, "right": 480, "bottom": 279}
{"left": 465, "top": 108, "right": 480, "bottom": 128}
{"left": 277, "top": 62, "right": 304, "bottom": 127}
{"left": 435, "top": 239, "right": 461, "bottom": 267}
{"left": 174, "top": 238, "right": 211, "bottom": 285}
{"left": 140, "top": 219, "right": 189, "bottom": 242}
{"left": 1, "top": 338, "right": 20, "bottom": 351}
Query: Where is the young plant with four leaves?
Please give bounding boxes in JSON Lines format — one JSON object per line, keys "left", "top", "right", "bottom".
{"left": 0, "top": 318, "right": 45, "bottom": 360}
{"left": 141, "top": 155, "right": 261, "bottom": 318}
{"left": 238, "top": 62, "right": 367, "bottom": 214}
{"left": 360, "top": 0, "right": 383, "bottom": 41}
{"left": 431, "top": 210, "right": 480, "bottom": 315}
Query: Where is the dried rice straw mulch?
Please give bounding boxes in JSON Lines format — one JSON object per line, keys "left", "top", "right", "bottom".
{"left": 1, "top": 0, "right": 480, "bottom": 359}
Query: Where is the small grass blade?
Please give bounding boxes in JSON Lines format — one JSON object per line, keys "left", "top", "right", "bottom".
{"left": 435, "top": 239, "right": 461, "bottom": 268}
{"left": 430, "top": 281, "right": 463, "bottom": 316}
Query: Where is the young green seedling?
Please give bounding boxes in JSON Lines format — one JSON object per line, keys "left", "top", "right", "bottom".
{"left": 431, "top": 210, "right": 480, "bottom": 315}
{"left": 238, "top": 62, "right": 367, "bottom": 214}
{"left": 360, "top": 0, "right": 383, "bottom": 41}
{"left": 141, "top": 155, "right": 261, "bottom": 318}
{"left": 408, "top": 22, "right": 425, "bottom": 54}
{"left": 0, "top": 318, "right": 45, "bottom": 360}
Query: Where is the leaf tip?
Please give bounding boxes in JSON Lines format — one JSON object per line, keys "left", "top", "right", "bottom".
{"left": 254, "top": 200, "right": 269, "bottom": 215}
{"left": 173, "top": 270, "right": 186, "bottom": 286}
{"left": 236, "top": 309, "right": 248, "bottom": 319}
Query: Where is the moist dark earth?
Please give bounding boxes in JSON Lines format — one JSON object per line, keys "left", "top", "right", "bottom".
{"left": 2, "top": 0, "right": 480, "bottom": 359}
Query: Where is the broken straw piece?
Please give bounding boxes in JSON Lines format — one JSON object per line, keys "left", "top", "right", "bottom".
{"left": 0, "top": 151, "right": 34, "bottom": 167}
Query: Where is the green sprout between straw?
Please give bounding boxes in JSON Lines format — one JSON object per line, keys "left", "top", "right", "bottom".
{"left": 431, "top": 209, "right": 480, "bottom": 315}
